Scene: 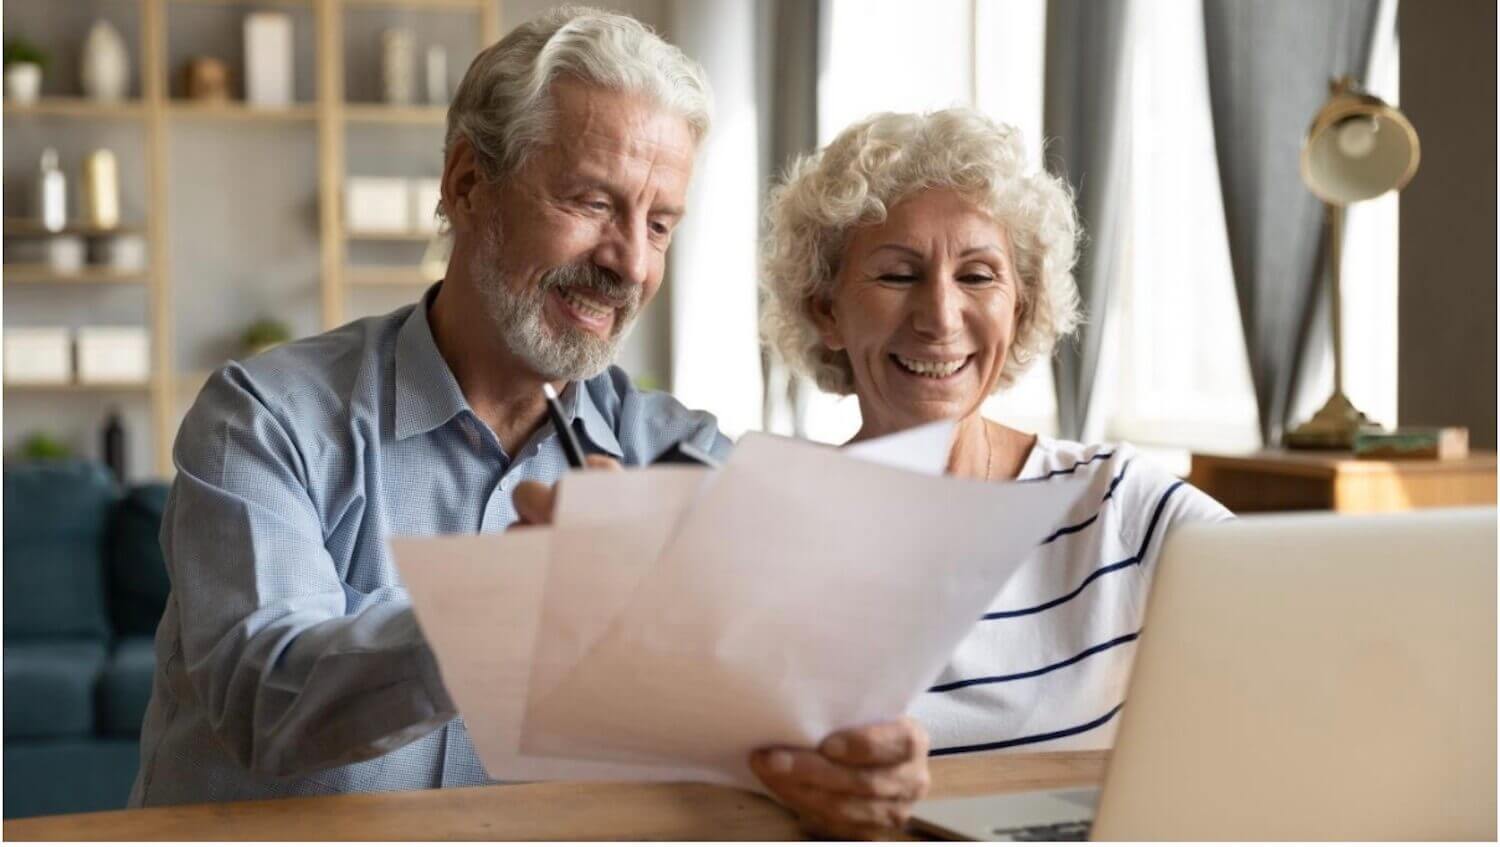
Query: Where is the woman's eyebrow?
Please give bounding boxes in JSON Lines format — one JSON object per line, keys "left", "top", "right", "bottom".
{"left": 959, "top": 244, "right": 1003, "bottom": 257}
{"left": 872, "top": 243, "right": 924, "bottom": 257}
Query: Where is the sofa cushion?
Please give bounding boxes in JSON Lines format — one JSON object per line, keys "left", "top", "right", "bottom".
{"left": 98, "top": 636, "right": 157, "bottom": 737}
{"left": 3, "top": 641, "right": 108, "bottom": 738}
{"left": 109, "top": 484, "right": 172, "bottom": 637}
{"left": 4, "top": 461, "right": 118, "bottom": 640}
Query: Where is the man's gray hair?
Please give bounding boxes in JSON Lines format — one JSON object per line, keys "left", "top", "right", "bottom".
{"left": 444, "top": 5, "right": 713, "bottom": 180}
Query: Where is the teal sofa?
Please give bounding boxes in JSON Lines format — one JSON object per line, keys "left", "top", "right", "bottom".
{"left": 3, "top": 461, "right": 170, "bottom": 819}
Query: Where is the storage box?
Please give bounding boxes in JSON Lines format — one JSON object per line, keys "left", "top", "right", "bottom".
{"left": 411, "top": 179, "right": 442, "bottom": 234}
{"left": 76, "top": 327, "right": 150, "bottom": 384}
{"left": 87, "top": 234, "right": 148, "bottom": 272}
{"left": 244, "top": 12, "right": 293, "bottom": 108}
{"left": 4, "top": 327, "right": 72, "bottom": 384}
{"left": 346, "top": 177, "right": 411, "bottom": 233}
{"left": 46, "top": 236, "right": 86, "bottom": 273}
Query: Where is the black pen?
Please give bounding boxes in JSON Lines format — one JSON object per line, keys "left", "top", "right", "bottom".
{"left": 541, "top": 383, "right": 588, "bottom": 469}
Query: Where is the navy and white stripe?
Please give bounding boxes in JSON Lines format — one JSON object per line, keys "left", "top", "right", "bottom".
{"left": 912, "top": 437, "right": 1231, "bottom": 758}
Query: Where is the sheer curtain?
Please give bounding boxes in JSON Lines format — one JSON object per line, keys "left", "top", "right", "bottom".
{"left": 1104, "top": 0, "right": 1398, "bottom": 463}
{"left": 665, "top": 0, "right": 765, "bottom": 438}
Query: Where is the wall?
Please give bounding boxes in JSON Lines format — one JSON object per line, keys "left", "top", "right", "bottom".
{"left": 1397, "top": 1, "right": 1497, "bottom": 448}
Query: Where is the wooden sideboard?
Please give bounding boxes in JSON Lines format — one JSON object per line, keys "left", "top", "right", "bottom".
{"left": 1188, "top": 449, "right": 1497, "bottom": 513}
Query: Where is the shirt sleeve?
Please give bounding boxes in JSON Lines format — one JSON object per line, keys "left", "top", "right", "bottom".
{"left": 163, "top": 368, "right": 457, "bottom": 779}
{"left": 1115, "top": 448, "right": 1234, "bottom": 559}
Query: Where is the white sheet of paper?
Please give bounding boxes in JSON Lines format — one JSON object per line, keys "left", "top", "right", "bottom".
{"left": 841, "top": 419, "right": 955, "bottom": 474}
{"left": 519, "top": 431, "right": 1086, "bottom": 783}
{"left": 392, "top": 530, "right": 721, "bottom": 784}
{"left": 528, "top": 467, "right": 711, "bottom": 708}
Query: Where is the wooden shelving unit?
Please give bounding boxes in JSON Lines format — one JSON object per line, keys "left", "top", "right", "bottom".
{"left": 3, "top": 381, "right": 154, "bottom": 393}
{"left": 3, "top": 266, "right": 150, "bottom": 285}
{"left": 3, "top": 218, "right": 146, "bottom": 238}
{"left": 342, "top": 104, "right": 447, "bottom": 125}
{"left": 320, "top": 0, "right": 497, "bottom": 329}
{"left": 166, "top": 101, "right": 319, "bottom": 121}
{"left": 4, "top": 0, "right": 499, "bottom": 475}
{"left": 2, "top": 97, "right": 148, "bottom": 119}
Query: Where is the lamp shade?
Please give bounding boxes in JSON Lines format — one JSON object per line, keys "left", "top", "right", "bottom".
{"left": 1301, "top": 77, "right": 1420, "bottom": 205}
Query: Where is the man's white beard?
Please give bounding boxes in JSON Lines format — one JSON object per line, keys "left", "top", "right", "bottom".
{"left": 469, "top": 224, "right": 641, "bottom": 382}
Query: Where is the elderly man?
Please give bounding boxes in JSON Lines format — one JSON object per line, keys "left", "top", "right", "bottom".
{"left": 129, "top": 6, "right": 923, "bottom": 839}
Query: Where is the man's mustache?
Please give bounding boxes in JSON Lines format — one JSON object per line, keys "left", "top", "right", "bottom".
{"left": 539, "top": 263, "right": 637, "bottom": 311}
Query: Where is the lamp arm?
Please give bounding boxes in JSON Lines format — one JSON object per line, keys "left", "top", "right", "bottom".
{"left": 1327, "top": 202, "right": 1345, "bottom": 399}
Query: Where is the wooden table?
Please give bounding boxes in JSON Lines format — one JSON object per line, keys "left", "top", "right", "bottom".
{"left": 2, "top": 752, "right": 1104, "bottom": 841}
{"left": 1189, "top": 449, "right": 1497, "bottom": 514}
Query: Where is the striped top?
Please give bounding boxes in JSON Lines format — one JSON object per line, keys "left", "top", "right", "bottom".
{"left": 911, "top": 437, "right": 1232, "bottom": 757}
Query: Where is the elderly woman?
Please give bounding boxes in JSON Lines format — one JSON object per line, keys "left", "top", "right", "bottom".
{"left": 519, "top": 108, "right": 1232, "bottom": 838}
{"left": 745, "top": 107, "right": 1231, "bottom": 835}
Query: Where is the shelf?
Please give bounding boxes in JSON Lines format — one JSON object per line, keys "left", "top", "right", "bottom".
{"left": 171, "top": 0, "right": 312, "bottom": 5}
{"left": 4, "top": 98, "right": 146, "bottom": 120}
{"left": 3, "top": 265, "right": 149, "bottom": 284}
{"left": 345, "top": 266, "right": 438, "bottom": 286}
{"left": 168, "top": 101, "right": 318, "bottom": 122}
{"left": 4, "top": 380, "right": 152, "bottom": 394}
{"left": 343, "top": 104, "right": 448, "bottom": 125}
{"left": 4, "top": 218, "right": 145, "bottom": 238}
{"left": 341, "top": 0, "right": 487, "bottom": 9}
{"left": 347, "top": 229, "right": 440, "bottom": 242}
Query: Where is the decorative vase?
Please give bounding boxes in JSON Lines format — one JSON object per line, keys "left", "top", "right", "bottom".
{"left": 83, "top": 149, "right": 121, "bottom": 230}
{"left": 381, "top": 29, "right": 415, "bottom": 105}
{"left": 183, "top": 56, "right": 230, "bottom": 102}
{"left": 4, "top": 62, "right": 42, "bottom": 103}
{"left": 80, "top": 20, "right": 130, "bottom": 102}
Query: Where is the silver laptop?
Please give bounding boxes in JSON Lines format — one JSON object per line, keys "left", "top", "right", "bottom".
{"left": 912, "top": 507, "right": 1497, "bottom": 841}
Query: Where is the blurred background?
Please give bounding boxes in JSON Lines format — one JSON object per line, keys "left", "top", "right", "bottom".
{"left": 3, "top": 0, "right": 1494, "bottom": 482}
{"left": 1, "top": 0, "right": 1495, "bottom": 819}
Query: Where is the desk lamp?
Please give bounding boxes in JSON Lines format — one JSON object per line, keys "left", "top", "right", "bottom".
{"left": 1284, "top": 76, "right": 1420, "bottom": 449}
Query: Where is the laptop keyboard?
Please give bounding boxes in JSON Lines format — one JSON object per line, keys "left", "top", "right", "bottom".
{"left": 990, "top": 819, "right": 1092, "bottom": 841}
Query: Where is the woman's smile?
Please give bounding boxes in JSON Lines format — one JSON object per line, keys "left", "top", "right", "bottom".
{"left": 889, "top": 353, "right": 973, "bottom": 380}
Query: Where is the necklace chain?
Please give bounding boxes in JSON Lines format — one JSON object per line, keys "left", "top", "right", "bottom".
{"left": 984, "top": 421, "right": 994, "bottom": 480}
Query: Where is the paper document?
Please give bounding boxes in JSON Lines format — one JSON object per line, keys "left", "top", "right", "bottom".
{"left": 393, "top": 423, "right": 1085, "bottom": 787}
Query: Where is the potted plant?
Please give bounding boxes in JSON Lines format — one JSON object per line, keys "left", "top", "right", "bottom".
{"left": 242, "top": 318, "right": 292, "bottom": 358}
{"left": 4, "top": 37, "right": 47, "bottom": 104}
{"left": 20, "top": 432, "right": 72, "bottom": 461}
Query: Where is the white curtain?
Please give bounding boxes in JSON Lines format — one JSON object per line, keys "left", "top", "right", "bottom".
{"left": 664, "top": 0, "right": 765, "bottom": 438}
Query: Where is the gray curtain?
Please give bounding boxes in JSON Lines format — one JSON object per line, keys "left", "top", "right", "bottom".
{"left": 758, "top": 0, "right": 825, "bottom": 436}
{"left": 1044, "top": 0, "right": 1135, "bottom": 441}
{"left": 1203, "top": 0, "right": 1381, "bottom": 445}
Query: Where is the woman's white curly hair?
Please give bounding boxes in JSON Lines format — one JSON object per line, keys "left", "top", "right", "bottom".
{"left": 760, "top": 108, "right": 1082, "bottom": 395}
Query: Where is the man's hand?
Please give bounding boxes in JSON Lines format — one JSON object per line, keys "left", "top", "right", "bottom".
{"left": 750, "top": 717, "right": 931, "bottom": 840}
{"left": 513, "top": 454, "right": 622, "bottom": 526}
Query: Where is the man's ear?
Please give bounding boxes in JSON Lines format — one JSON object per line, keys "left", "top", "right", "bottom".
{"left": 440, "top": 136, "right": 485, "bottom": 234}
{"left": 806, "top": 293, "right": 845, "bottom": 352}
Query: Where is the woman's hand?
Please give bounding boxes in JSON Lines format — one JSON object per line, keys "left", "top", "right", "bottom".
{"left": 513, "top": 454, "right": 622, "bottom": 525}
{"left": 750, "top": 717, "right": 931, "bottom": 840}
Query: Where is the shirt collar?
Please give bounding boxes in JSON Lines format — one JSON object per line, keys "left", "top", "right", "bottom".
{"left": 559, "top": 378, "right": 625, "bottom": 460}
{"left": 394, "top": 283, "right": 625, "bottom": 461}
{"left": 394, "top": 283, "right": 471, "bottom": 441}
